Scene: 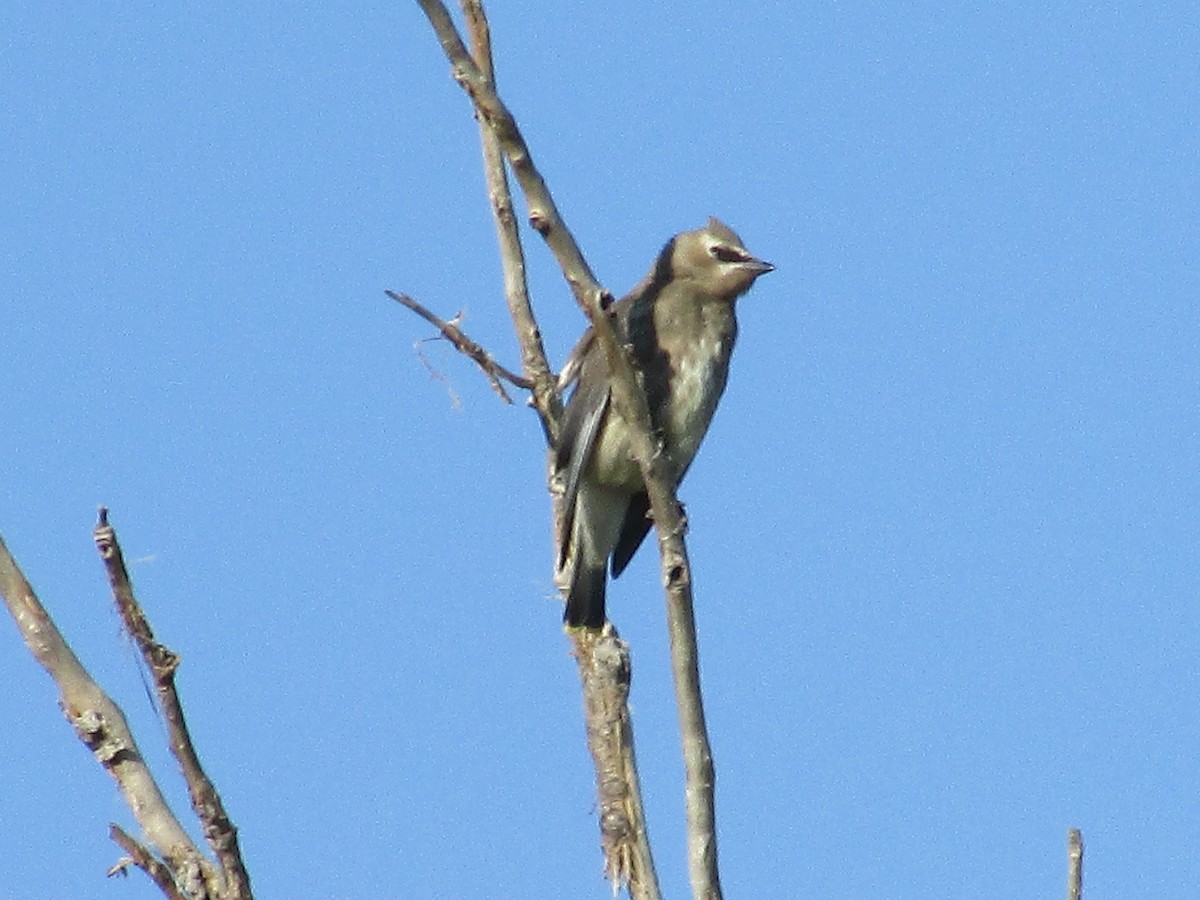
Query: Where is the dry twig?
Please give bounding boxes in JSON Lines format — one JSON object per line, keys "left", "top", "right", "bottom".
{"left": 109, "top": 824, "right": 187, "bottom": 900}
{"left": 386, "top": 289, "right": 531, "bottom": 403}
{"left": 95, "top": 508, "right": 253, "bottom": 900}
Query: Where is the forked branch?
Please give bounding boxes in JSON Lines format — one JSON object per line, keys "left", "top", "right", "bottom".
{"left": 413, "top": 2, "right": 723, "bottom": 896}
{"left": 386, "top": 289, "right": 532, "bottom": 403}
{"left": 0, "top": 513, "right": 251, "bottom": 900}
{"left": 461, "top": 0, "right": 562, "bottom": 441}
{"left": 95, "top": 508, "right": 253, "bottom": 900}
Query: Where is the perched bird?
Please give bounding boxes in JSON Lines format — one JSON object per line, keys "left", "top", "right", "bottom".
{"left": 555, "top": 218, "right": 774, "bottom": 628}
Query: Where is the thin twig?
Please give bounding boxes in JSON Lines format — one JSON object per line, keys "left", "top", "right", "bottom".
{"left": 386, "top": 290, "right": 531, "bottom": 402}
{"left": 413, "top": 335, "right": 464, "bottom": 409}
{"left": 94, "top": 508, "right": 253, "bottom": 900}
{"left": 415, "top": 3, "right": 724, "bottom": 896}
{"left": 1067, "top": 828, "right": 1083, "bottom": 900}
{"left": 0, "top": 528, "right": 212, "bottom": 900}
{"left": 109, "top": 824, "right": 187, "bottom": 900}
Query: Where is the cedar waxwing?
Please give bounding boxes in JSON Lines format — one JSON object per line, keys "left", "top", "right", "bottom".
{"left": 555, "top": 218, "right": 774, "bottom": 628}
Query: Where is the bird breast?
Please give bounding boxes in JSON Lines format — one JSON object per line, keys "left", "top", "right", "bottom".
{"left": 587, "top": 297, "right": 737, "bottom": 489}
{"left": 662, "top": 325, "right": 734, "bottom": 471}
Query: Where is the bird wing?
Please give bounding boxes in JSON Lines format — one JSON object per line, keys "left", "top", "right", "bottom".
{"left": 554, "top": 351, "right": 611, "bottom": 570}
{"left": 607, "top": 289, "right": 663, "bottom": 578}
{"left": 610, "top": 491, "right": 651, "bottom": 577}
{"left": 611, "top": 452, "right": 700, "bottom": 578}
{"left": 556, "top": 327, "right": 595, "bottom": 395}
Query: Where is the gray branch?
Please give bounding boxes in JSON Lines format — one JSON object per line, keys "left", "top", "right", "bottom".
{"left": 94, "top": 509, "right": 253, "bottom": 900}
{"left": 1067, "top": 828, "right": 1083, "bottom": 900}
{"left": 0, "top": 512, "right": 252, "bottom": 900}
{"left": 415, "top": 2, "right": 723, "bottom": 896}
{"left": 460, "top": 0, "right": 562, "bottom": 443}
{"left": 1, "top": 526, "right": 217, "bottom": 898}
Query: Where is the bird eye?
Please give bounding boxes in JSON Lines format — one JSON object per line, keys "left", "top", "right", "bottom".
{"left": 709, "top": 244, "right": 748, "bottom": 264}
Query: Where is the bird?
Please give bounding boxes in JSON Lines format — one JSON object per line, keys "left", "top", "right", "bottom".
{"left": 555, "top": 218, "right": 774, "bottom": 628}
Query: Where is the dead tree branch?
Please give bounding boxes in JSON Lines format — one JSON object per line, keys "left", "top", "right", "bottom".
{"left": 95, "top": 508, "right": 253, "bottom": 900}
{"left": 0, "top": 528, "right": 212, "bottom": 897}
{"left": 0, "top": 513, "right": 251, "bottom": 900}
{"left": 1067, "top": 828, "right": 1083, "bottom": 900}
{"left": 109, "top": 824, "right": 188, "bottom": 900}
{"left": 574, "top": 626, "right": 661, "bottom": 899}
{"left": 386, "top": 290, "right": 532, "bottom": 402}
{"left": 415, "top": 0, "right": 602, "bottom": 310}
{"left": 415, "top": 2, "right": 723, "bottom": 896}
{"left": 461, "top": 0, "right": 561, "bottom": 441}
{"left": 457, "top": 3, "right": 658, "bottom": 893}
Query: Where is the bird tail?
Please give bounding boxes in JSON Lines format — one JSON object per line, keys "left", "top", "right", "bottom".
{"left": 564, "top": 559, "right": 607, "bottom": 629}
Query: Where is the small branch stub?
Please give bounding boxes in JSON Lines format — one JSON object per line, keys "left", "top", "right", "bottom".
{"left": 1067, "top": 828, "right": 1083, "bottom": 900}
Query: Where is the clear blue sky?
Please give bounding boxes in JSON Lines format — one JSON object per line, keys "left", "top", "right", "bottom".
{"left": 3, "top": 3, "right": 1198, "bottom": 897}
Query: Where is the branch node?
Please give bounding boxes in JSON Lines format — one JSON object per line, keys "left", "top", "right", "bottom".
{"left": 106, "top": 858, "right": 133, "bottom": 879}
{"left": 387, "top": 290, "right": 533, "bottom": 403}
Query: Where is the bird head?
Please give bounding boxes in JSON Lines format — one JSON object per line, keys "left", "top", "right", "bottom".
{"left": 669, "top": 217, "right": 775, "bottom": 300}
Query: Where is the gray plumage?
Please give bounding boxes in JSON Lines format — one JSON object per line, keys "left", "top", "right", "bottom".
{"left": 556, "top": 218, "right": 774, "bottom": 628}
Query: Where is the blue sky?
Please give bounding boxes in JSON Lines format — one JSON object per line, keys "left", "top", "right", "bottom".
{"left": 3, "top": 2, "right": 1198, "bottom": 897}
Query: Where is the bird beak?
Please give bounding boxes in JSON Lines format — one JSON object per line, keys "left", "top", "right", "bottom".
{"left": 744, "top": 257, "right": 775, "bottom": 275}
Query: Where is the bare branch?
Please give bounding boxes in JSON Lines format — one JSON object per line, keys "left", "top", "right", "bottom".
{"left": 460, "top": 0, "right": 562, "bottom": 442}
{"left": 109, "top": 824, "right": 187, "bottom": 900}
{"left": 572, "top": 627, "right": 662, "bottom": 900}
{"left": 414, "top": 0, "right": 602, "bottom": 309}
{"left": 387, "top": 290, "right": 531, "bottom": 403}
{"left": 94, "top": 508, "right": 253, "bottom": 900}
{"left": 416, "top": 4, "right": 724, "bottom": 895}
{"left": 456, "top": 8, "right": 659, "bottom": 896}
{"left": 0, "top": 529, "right": 215, "bottom": 898}
{"left": 1067, "top": 828, "right": 1083, "bottom": 900}
{"left": 657, "top": 531, "right": 721, "bottom": 899}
